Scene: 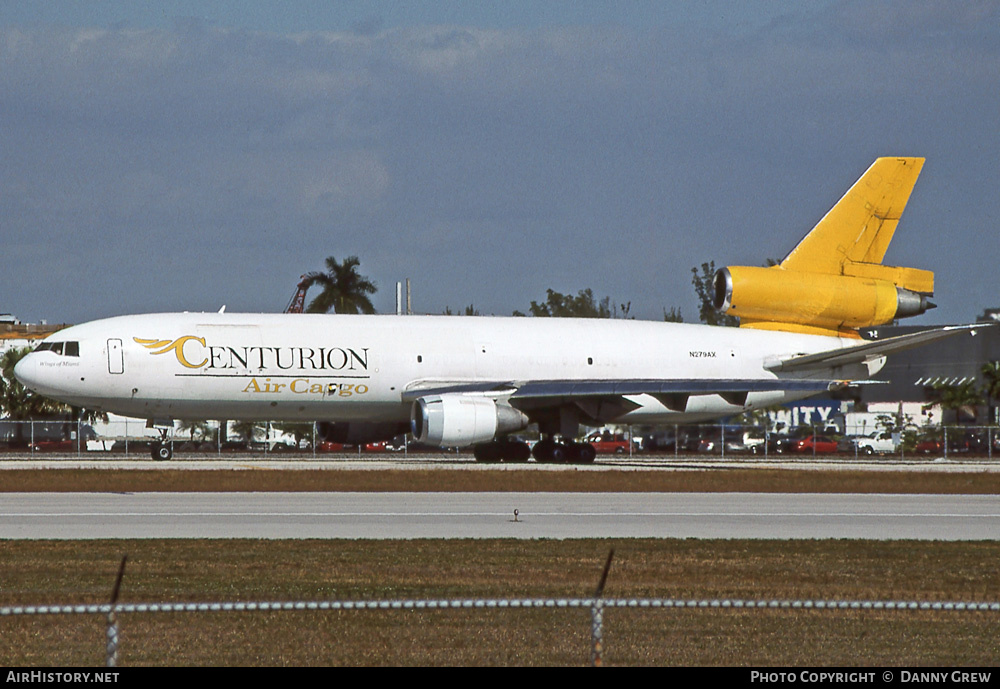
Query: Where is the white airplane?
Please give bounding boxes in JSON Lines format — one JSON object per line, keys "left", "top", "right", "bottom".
{"left": 14, "top": 157, "right": 980, "bottom": 462}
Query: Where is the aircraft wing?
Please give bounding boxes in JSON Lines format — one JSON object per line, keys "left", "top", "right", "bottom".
{"left": 401, "top": 378, "right": 839, "bottom": 400}
{"left": 769, "top": 324, "right": 986, "bottom": 373}
{"left": 402, "top": 378, "right": 842, "bottom": 416}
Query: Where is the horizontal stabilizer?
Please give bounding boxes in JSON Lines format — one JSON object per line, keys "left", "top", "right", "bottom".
{"left": 769, "top": 324, "right": 986, "bottom": 373}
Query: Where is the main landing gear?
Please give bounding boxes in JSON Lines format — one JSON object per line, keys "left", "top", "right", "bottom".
{"left": 149, "top": 429, "right": 173, "bottom": 461}
{"left": 473, "top": 438, "right": 531, "bottom": 463}
{"left": 472, "top": 437, "right": 596, "bottom": 464}
{"left": 532, "top": 438, "right": 596, "bottom": 464}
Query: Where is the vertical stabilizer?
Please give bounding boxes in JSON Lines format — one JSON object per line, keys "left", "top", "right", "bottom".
{"left": 714, "top": 157, "right": 935, "bottom": 337}
{"left": 781, "top": 157, "right": 925, "bottom": 278}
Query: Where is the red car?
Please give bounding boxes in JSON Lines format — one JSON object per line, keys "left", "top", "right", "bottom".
{"left": 315, "top": 441, "right": 347, "bottom": 452}
{"left": 792, "top": 435, "right": 839, "bottom": 454}
{"left": 584, "top": 432, "right": 635, "bottom": 455}
{"left": 29, "top": 440, "right": 75, "bottom": 452}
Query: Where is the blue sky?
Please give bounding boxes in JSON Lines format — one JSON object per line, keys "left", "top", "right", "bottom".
{"left": 2, "top": 1, "right": 998, "bottom": 325}
{"left": 0, "top": 2, "right": 805, "bottom": 34}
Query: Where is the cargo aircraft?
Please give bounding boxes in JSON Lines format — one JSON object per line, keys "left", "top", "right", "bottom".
{"left": 15, "top": 157, "right": 979, "bottom": 462}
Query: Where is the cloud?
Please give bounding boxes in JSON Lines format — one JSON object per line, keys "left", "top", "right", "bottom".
{"left": 1, "top": 7, "right": 998, "bottom": 323}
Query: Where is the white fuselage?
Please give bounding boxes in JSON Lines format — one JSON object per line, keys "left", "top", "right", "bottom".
{"left": 14, "top": 312, "right": 864, "bottom": 425}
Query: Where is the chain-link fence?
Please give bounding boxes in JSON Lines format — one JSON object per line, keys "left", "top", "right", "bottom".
{"left": 4, "top": 594, "right": 999, "bottom": 667}
{"left": 0, "top": 417, "right": 997, "bottom": 461}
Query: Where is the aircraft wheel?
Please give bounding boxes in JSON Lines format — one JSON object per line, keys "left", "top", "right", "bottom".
{"left": 473, "top": 443, "right": 502, "bottom": 463}
{"left": 151, "top": 442, "right": 173, "bottom": 461}
{"left": 532, "top": 439, "right": 555, "bottom": 463}
{"left": 501, "top": 441, "right": 531, "bottom": 463}
{"left": 549, "top": 443, "right": 569, "bottom": 463}
{"left": 575, "top": 443, "right": 596, "bottom": 464}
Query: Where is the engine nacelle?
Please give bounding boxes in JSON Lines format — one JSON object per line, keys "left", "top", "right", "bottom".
{"left": 411, "top": 395, "right": 529, "bottom": 447}
{"left": 317, "top": 421, "right": 409, "bottom": 445}
{"left": 713, "top": 266, "right": 933, "bottom": 332}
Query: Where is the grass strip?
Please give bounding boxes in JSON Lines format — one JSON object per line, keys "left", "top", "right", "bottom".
{"left": 2, "top": 539, "right": 998, "bottom": 666}
{"left": 2, "top": 468, "right": 1000, "bottom": 493}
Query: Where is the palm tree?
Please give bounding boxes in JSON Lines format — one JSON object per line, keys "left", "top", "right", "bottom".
{"left": 1, "top": 347, "right": 68, "bottom": 445}
{"left": 231, "top": 420, "right": 262, "bottom": 449}
{"left": 926, "top": 380, "right": 983, "bottom": 425}
{"left": 1, "top": 347, "right": 66, "bottom": 420}
{"left": 302, "top": 256, "right": 377, "bottom": 314}
{"left": 981, "top": 361, "right": 1000, "bottom": 425}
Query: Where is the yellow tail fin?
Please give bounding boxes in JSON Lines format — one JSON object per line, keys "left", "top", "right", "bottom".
{"left": 715, "top": 157, "right": 935, "bottom": 337}
{"left": 780, "top": 157, "right": 932, "bottom": 293}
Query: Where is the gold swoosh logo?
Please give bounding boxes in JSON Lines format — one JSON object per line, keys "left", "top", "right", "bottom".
{"left": 134, "top": 336, "right": 208, "bottom": 369}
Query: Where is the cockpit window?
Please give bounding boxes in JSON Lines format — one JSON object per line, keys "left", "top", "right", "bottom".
{"left": 35, "top": 341, "right": 79, "bottom": 357}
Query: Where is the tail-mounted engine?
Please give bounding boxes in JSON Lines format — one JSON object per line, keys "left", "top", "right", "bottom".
{"left": 411, "top": 395, "right": 529, "bottom": 447}
{"left": 711, "top": 157, "right": 936, "bottom": 336}
{"left": 713, "top": 266, "right": 934, "bottom": 335}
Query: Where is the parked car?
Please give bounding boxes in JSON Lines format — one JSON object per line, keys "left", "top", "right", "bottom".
{"left": 28, "top": 439, "right": 76, "bottom": 452}
{"left": 914, "top": 431, "right": 982, "bottom": 455}
{"left": 641, "top": 431, "right": 676, "bottom": 452}
{"left": 743, "top": 432, "right": 767, "bottom": 454}
{"left": 840, "top": 432, "right": 898, "bottom": 455}
{"left": 790, "top": 435, "right": 839, "bottom": 454}
{"left": 696, "top": 437, "right": 750, "bottom": 454}
{"left": 584, "top": 431, "right": 635, "bottom": 454}
{"left": 316, "top": 441, "right": 347, "bottom": 452}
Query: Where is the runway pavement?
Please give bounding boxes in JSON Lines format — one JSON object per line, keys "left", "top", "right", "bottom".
{"left": 3, "top": 492, "right": 998, "bottom": 540}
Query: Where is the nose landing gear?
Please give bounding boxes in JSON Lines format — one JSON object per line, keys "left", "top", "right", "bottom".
{"left": 149, "top": 429, "right": 173, "bottom": 461}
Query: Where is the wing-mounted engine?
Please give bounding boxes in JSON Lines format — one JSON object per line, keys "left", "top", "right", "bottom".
{"left": 411, "top": 394, "right": 529, "bottom": 446}
{"left": 712, "top": 157, "right": 935, "bottom": 337}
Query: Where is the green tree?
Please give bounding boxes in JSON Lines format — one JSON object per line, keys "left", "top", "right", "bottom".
{"left": 925, "top": 381, "right": 984, "bottom": 424}
{"left": 528, "top": 288, "right": 612, "bottom": 318}
{"left": 980, "top": 361, "right": 1000, "bottom": 425}
{"left": 662, "top": 307, "right": 683, "bottom": 322}
{"left": 443, "top": 304, "right": 480, "bottom": 316}
{"left": 691, "top": 261, "right": 739, "bottom": 326}
{"left": 0, "top": 347, "right": 66, "bottom": 421}
{"left": 273, "top": 422, "right": 314, "bottom": 448}
{"left": 302, "top": 256, "right": 377, "bottom": 314}
{"left": 1, "top": 347, "right": 69, "bottom": 445}
{"left": 231, "top": 420, "right": 263, "bottom": 448}
{"left": 178, "top": 419, "right": 212, "bottom": 442}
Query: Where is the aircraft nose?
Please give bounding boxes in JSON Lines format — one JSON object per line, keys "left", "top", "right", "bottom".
{"left": 13, "top": 353, "right": 41, "bottom": 391}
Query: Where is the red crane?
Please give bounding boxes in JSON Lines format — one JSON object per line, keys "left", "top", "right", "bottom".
{"left": 285, "top": 275, "right": 310, "bottom": 313}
